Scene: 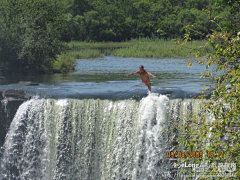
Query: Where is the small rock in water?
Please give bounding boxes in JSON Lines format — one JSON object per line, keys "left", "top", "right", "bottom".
{"left": 19, "top": 81, "right": 39, "bottom": 86}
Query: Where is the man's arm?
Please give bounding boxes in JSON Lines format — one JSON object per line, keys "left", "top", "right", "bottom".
{"left": 124, "top": 71, "right": 139, "bottom": 76}
{"left": 146, "top": 70, "right": 156, "bottom": 78}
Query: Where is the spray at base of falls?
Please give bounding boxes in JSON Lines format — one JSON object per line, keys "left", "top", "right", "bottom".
{"left": 0, "top": 93, "right": 203, "bottom": 180}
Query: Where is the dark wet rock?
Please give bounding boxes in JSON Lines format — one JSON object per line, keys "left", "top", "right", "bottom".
{"left": 0, "top": 89, "right": 34, "bottom": 146}
{"left": 2, "top": 89, "right": 32, "bottom": 101}
{"left": 0, "top": 90, "right": 3, "bottom": 100}
{"left": 19, "top": 81, "right": 39, "bottom": 86}
{"left": 52, "top": 69, "right": 62, "bottom": 74}
{"left": 0, "top": 67, "right": 11, "bottom": 76}
{"left": 0, "top": 76, "right": 5, "bottom": 79}
{"left": 0, "top": 100, "right": 24, "bottom": 147}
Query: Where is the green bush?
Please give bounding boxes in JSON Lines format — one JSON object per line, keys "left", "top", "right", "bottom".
{"left": 53, "top": 54, "right": 76, "bottom": 73}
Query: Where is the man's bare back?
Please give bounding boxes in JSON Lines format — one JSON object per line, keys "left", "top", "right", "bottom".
{"left": 124, "top": 65, "right": 156, "bottom": 92}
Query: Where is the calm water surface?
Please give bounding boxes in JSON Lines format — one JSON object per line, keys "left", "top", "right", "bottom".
{"left": 0, "top": 56, "right": 216, "bottom": 99}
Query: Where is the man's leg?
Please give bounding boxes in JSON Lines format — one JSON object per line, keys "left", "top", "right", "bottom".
{"left": 145, "top": 81, "right": 151, "bottom": 91}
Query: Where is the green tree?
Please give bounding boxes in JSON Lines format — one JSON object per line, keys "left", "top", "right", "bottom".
{"left": 70, "top": 0, "right": 92, "bottom": 16}
{"left": 60, "top": 13, "right": 86, "bottom": 42}
{"left": 185, "top": 0, "right": 210, "bottom": 9}
{"left": 0, "top": 0, "right": 66, "bottom": 73}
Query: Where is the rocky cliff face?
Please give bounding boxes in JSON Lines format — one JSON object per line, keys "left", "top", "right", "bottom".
{"left": 0, "top": 100, "right": 24, "bottom": 147}
{"left": 0, "top": 89, "right": 32, "bottom": 147}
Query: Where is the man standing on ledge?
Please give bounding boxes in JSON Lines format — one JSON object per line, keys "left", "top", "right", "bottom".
{"left": 124, "top": 65, "right": 156, "bottom": 92}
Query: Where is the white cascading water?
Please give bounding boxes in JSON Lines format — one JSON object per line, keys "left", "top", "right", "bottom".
{"left": 0, "top": 94, "right": 202, "bottom": 180}
{"left": 132, "top": 94, "right": 169, "bottom": 179}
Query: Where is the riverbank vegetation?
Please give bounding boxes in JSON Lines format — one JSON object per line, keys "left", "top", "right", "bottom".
{"left": 0, "top": 0, "right": 237, "bottom": 74}
{"left": 67, "top": 39, "right": 209, "bottom": 59}
{"left": 53, "top": 54, "right": 76, "bottom": 73}
{"left": 112, "top": 39, "right": 208, "bottom": 58}
{"left": 0, "top": 0, "right": 66, "bottom": 74}
{"left": 66, "top": 40, "right": 134, "bottom": 59}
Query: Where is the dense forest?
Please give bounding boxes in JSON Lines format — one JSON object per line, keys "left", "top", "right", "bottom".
{"left": 62, "top": 0, "right": 229, "bottom": 41}
{"left": 0, "top": 0, "right": 239, "bottom": 73}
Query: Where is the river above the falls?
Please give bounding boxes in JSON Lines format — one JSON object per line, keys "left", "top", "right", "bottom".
{"left": 0, "top": 56, "right": 216, "bottom": 100}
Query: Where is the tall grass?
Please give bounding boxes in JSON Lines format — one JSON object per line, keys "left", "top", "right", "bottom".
{"left": 67, "top": 40, "right": 132, "bottom": 59}
{"left": 66, "top": 38, "right": 211, "bottom": 59}
{"left": 113, "top": 38, "right": 209, "bottom": 58}
{"left": 68, "top": 41, "right": 132, "bottom": 49}
{"left": 68, "top": 49, "right": 102, "bottom": 59}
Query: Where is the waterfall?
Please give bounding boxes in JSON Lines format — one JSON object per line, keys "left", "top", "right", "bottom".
{"left": 0, "top": 94, "right": 203, "bottom": 180}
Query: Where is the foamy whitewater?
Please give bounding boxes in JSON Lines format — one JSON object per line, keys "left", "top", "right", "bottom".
{"left": 0, "top": 93, "right": 203, "bottom": 180}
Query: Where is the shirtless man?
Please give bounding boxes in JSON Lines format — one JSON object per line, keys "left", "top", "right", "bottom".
{"left": 124, "top": 65, "right": 156, "bottom": 92}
